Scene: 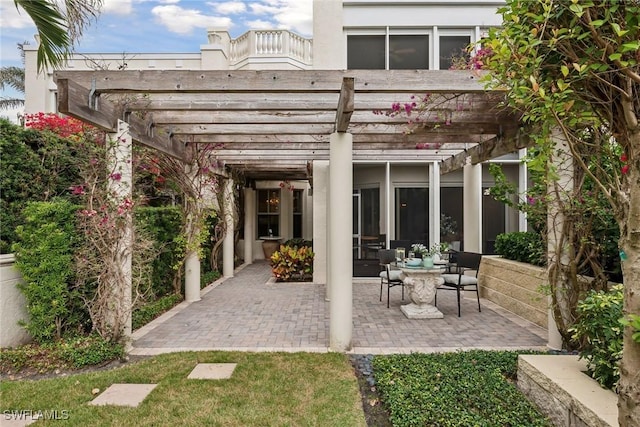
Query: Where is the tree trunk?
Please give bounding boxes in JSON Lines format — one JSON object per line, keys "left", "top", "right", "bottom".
{"left": 618, "top": 132, "right": 640, "bottom": 427}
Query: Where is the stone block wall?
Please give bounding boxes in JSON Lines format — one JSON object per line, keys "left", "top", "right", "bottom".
{"left": 478, "top": 256, "right": 548, "bottom": 328}
{"left": 0, "top": 254, "right": 31, "bottom": 348}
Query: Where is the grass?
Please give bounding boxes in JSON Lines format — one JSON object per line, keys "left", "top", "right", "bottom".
{"left": 0, "top": 351, "right": 366, "bottom": 427}
{"left": 1, "top": 349, "right": 551, "bottom": 426}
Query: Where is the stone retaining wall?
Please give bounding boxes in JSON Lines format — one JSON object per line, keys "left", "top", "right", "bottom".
{"left": 478, "top": 256, "right": 548, "bottom": 328}
{"left": 518, "top": 355, "right": 618, "bottom": 427}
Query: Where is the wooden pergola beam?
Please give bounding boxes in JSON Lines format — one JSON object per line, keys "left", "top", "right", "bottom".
{"left": 56, "top": 78, "right": 187, "bottom": 161}
{"left": 335, "top": 77, "right": 354, "bottom": 132}
{"left": 439, "top": 126, "right": 532, "bottom": 174}
{"left": 54, "top": 70, "right": 492, "bottom": 93}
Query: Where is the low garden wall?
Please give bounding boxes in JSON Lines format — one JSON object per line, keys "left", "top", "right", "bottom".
{"left": 478, "top": 256, "right": 548, "bottom": 328}
{"left": 518, "top": 354, "right": 618, "bottom": 427}
{"left": 0, "top": 254, "right": 31, "bottom": 348}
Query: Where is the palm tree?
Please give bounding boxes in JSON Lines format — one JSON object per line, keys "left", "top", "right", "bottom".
{"left": 13, "top": 0, "right": 103, "bottom": 72}
{"left": 0, "top": 43, "right": 26, "bottom": 111}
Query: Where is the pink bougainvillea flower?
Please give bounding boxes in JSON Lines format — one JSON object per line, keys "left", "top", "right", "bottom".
{"left": 622, "top": 165, "right": 630, "bottom": 174}
{"left": 109, "top": 172, "right": 122, "bottom": 181}
{"left": 621, "top": 153, "right": 628, "bottom": 162}
{"left": 69, "top": 185, "right": 85, "bottom": 195}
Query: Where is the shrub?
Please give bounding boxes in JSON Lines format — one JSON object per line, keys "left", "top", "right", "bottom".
{"left": 270, "top": 245, "right": 314, "bottom": 282}
{"left": 569, "top": 284, "right": 624, "bottom": 390}
{"left": 373, "top": 350, "right": 549, "bottom": 426}
{"left": 56, "top": 334, "right": 125, "bottom": 368}
{"left": 135, "top": 206, "right": 183, "bottom": 297}
{"left": 11, "top": 200, "right": 87, "bottom": 343}
{"left": 132, "top": 293, "right": 183, "bottom": 330}
{"left": 495, "top": 231, "right": 545, "bottom": 266}
{"left": 0, "top": 119, "right": 82, "bottom": 253}
{"left": 283, "top": 238, "right": 312, "bottom": 248}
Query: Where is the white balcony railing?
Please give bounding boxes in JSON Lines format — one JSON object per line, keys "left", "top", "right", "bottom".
{"left": 229, "top": 30, "right": 313, "bottom": 65}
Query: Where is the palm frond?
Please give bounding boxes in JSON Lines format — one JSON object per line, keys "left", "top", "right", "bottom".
{"left": 14, "top": 0, "right": 70, "bottom": 72}
{"left": 0, "top": 66, "right": 25, "bottom": 93}
{"left": 0, "top": 97, "right": 26, "bottom": 110}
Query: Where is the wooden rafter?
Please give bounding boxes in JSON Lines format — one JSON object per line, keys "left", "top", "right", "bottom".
{"left": 52, "top": 69, "right": 523, "bottom": 180}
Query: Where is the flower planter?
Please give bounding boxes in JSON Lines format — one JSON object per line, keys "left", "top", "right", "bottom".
{"left": 478, "top": 256, "right": 548, "bottom": 328}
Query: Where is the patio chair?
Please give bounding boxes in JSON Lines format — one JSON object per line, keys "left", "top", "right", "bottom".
{"left": 379, "top": 249, "right": 404, "bottom": 308}
{"left": 436, "top": 251, "right": 482, "bottom": 317}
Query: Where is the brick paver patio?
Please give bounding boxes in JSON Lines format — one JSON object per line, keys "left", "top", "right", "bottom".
{"left": 131, "top": 261, "right": 547, "bottom": 355}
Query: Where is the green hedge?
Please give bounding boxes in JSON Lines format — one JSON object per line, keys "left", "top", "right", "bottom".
{"left": 494, "top": 231, "right": 545, "bottom": 266}
{"left": 0, "top": 119, "right": 82, "bottom": 253}
{"left": 134, "top": 206, "right": 183, "bottom": 297}
{"left": 11, "top": 201, "right": 87, "bottom": 342}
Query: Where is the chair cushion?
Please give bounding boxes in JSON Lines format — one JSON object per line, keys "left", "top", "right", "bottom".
{"left": 441, "top": 274, "right": 478, "bottom": 286}
{"left": 379, "top": 270, "right": 404, "bottom": 281}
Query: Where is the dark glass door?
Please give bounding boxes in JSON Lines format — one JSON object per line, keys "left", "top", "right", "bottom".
{"left": 395, "top": 187, "right": 429, "bottom": 245}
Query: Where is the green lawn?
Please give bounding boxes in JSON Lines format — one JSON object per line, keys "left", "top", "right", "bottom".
{"left": 0, "top": 351, "right": 366, "bottom": 427}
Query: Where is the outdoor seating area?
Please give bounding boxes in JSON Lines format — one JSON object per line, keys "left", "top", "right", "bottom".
{"left": 131, "top": 261, "right": 548, "bottom": 355}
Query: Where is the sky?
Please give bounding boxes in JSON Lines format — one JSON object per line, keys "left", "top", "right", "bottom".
{"left": 0, "top": 0, "right": 313, "bottom": 120}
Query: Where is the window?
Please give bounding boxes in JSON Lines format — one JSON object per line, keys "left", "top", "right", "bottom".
{"left": 293, "top": 189, "right": 303, "bottom": 238}
{"left": 439, "top": 35, "right": 471, "bottom": 70}
{"left": 347, "top": 36, "right": 385, "bottom": 69}
{"left": 347, "top": 34, "right": 429, "bottom": 69}
{"left": 389, "top": 35, "right": 429, "bottom": 69}
{"left": 257, "top": 189, "right": 280, "bottom": 238}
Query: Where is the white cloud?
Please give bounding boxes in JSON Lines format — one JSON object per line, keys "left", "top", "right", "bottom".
{"left": 244, "top": 19, "right": 273, "bottom": 31}
{"left": 211, "top": 1, "right": 247, "bottom": 15}
{"left": 101, "top": 0, "right": 134, "bottom": 15}
{"left": 151, "top": 5, "right": 231, "bottom": 35}
{"left": 0, "top": 2, "right": 36, "bottom": 29}
{"left": 248, "top": 0, "right": 312, "bottom": 36}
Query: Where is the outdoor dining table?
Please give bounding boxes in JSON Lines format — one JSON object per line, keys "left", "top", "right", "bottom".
{"left": 398, "top": 264, "right": 447, "bottom": 319}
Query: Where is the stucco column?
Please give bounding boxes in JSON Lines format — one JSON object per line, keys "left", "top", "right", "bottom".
{"left": 429, "top": 161, "right": 441, "bottom": 248}
{"left": 313, "top": 160, "right": 329, "bottom": 289}
{"left": 108, "top": 120, "right": 133, "bottom": 341}
{"left": 184, "top": 164, "right": 201, "bottom": 303}
{"left": 244, "top": 187, "right": 255, "bottom": 264}
{"left": 518, "top": 148, "right": 529, "bottom": 232}
{"left": 546, "top": 130, "right": 571, "bottom": 350}
{"left": 329, "top": 132, "right": 353, "bottom": 352}
{"left": 223, "top": 178, "right": 235, "bottom": 277}
{"left": 463, "top": 159, "right": 482, "bottom": 252}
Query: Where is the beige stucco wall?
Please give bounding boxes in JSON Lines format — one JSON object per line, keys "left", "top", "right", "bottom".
{"left": 0, "top": 255, "right": 32, "bottom": 348}
{"left": 479, "top": 256, "right": 548, "bottom": 328}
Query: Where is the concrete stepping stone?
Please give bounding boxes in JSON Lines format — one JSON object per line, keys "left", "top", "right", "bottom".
{"left": 0, "top": 414, "right": 39, "bottom": 427}
{"left": 89, "top": 383, "right": 158, "bottom": 407}
{"left": 187, "top": 363, "right": 237, "bottom": 379}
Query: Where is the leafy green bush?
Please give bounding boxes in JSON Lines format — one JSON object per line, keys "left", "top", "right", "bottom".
{"left": 132, "top": 293, "right": 183, "bottom": 330}
{"left": 135, "top": 206, "right": 183, "bottom": 297}
{"left": 57, "top": 334, "right": 125, "bottom": 368}
{"left": 373, "top": 350, "right": 550, "bottom": 426}
{"left": 283, "top": 238, "right": 312, "bottom": 248}
{"left": 11, "top": 200, "right": 87, "bottom": 343}
{"left": 0, "top": 335, "right": 124, "bottom": 373}
{"left": 270, "top": 245, "right": 314, "bottom": 282}
{"left": 495, "top": 231, "right": 545, "bottom": 266}
{"left": 569, "top": 284, "right": 624, "bottom": 390}
{"left": 0, "top": 119, "right": 82, "bottom": 253}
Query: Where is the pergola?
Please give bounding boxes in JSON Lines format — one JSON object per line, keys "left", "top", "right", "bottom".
{"left": 54, "top": 69, "right": 526, "bottom": 180}
{"left": 53, "top": 69, "right": 529, "bottom": 350}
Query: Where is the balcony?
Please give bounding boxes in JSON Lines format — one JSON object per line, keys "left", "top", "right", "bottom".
{"left": 229, "top": 30, "right": 313, "bottom": 68}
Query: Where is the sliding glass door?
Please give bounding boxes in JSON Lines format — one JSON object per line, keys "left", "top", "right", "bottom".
{"left": 395, "top": 187, "right": 429, "bottom": 245}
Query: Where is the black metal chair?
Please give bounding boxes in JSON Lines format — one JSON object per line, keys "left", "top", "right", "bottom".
{"left": 378, "top": 249, "right": 404, "bottom": 308}
{"left": 436, "top": 251, "right": 482, "bottom": 316}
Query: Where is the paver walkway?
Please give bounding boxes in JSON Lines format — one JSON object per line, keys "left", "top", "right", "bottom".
{"left": 131, "top": 261, "right": 547, "bottom": 355}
